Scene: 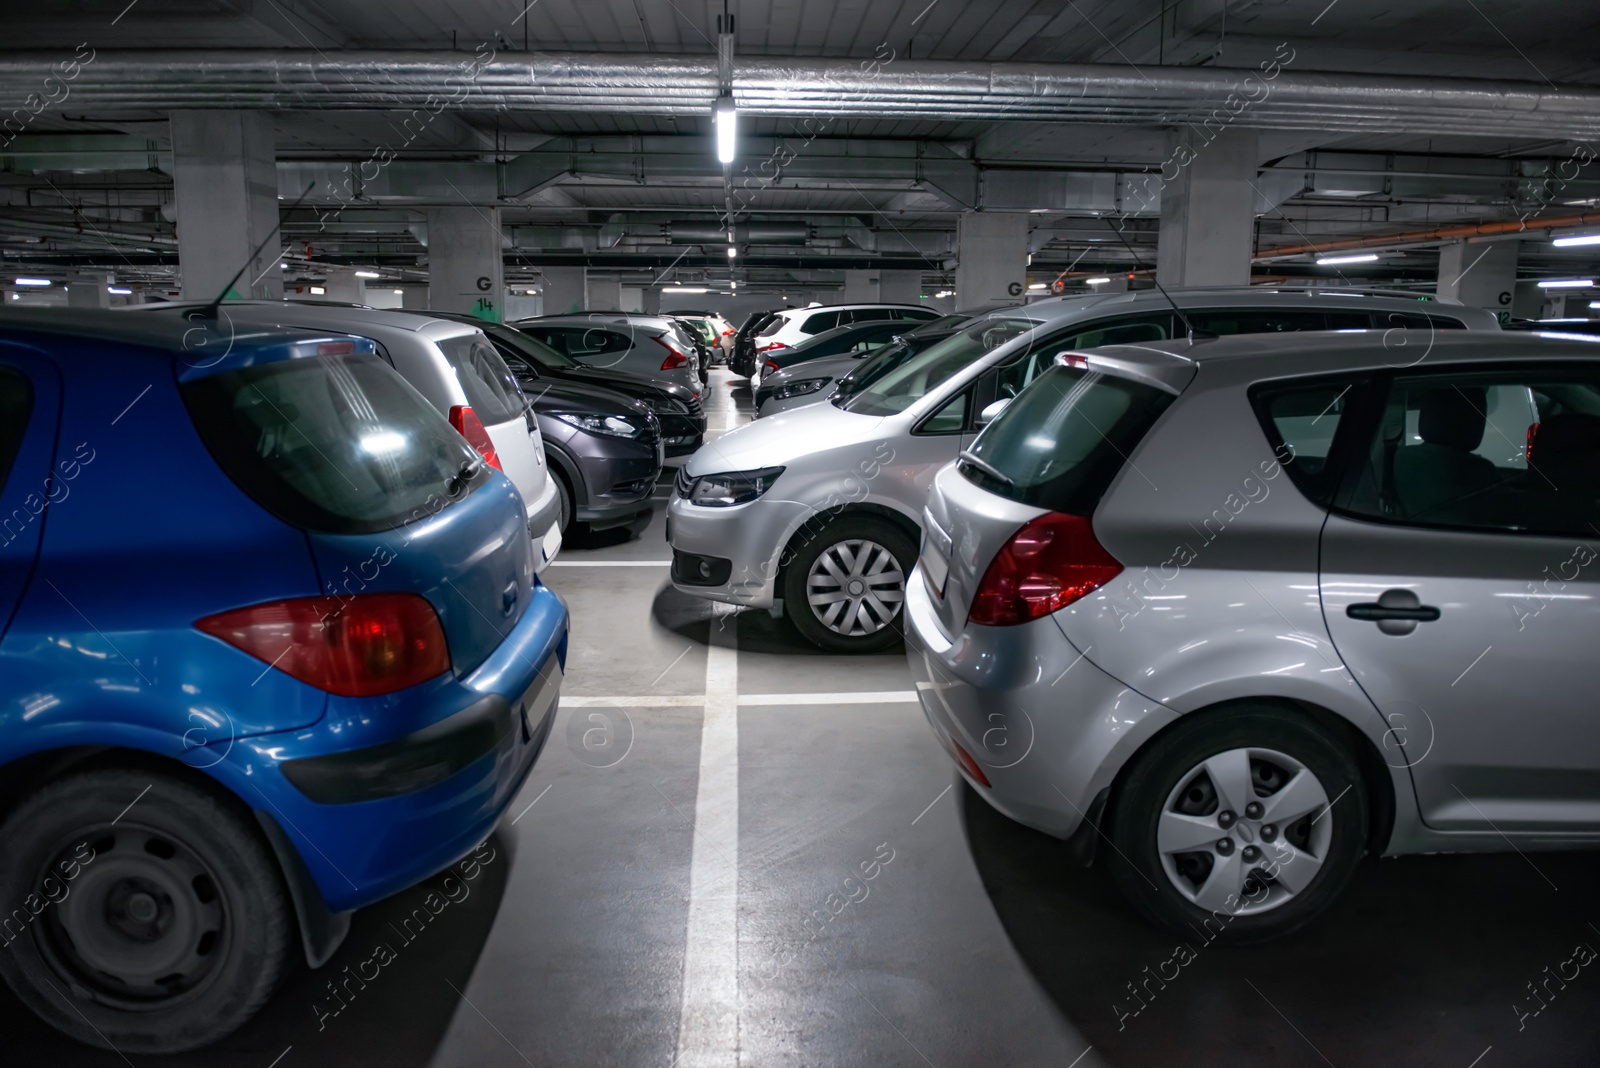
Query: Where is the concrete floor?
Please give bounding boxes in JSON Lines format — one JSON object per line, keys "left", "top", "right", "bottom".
{"left": 9, "top": 370, "right": 1600, "bottom": 1067}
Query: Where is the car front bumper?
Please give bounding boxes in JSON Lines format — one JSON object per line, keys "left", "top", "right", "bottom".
{"left": 903, "top": 564, "right": 1178, "bottom": 840}
{"left": 573, "top": 438, "right": 659, "bottom": 529}
{"left": 666, "top": 492, "right": 808, "bottom": 610}
{"left": 215, "top": 582, "right": 570, "bottom": 914}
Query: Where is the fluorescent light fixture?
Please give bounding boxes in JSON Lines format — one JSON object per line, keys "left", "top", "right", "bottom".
{"left": 1538, "top": 279, "right": 1594, "bottom": 288}
{"left": 1084, "top": 277, "right": 1112, "bottom": 285}
{"left": 394, "top": 289, "right": 405, "bottom": 295}
{"left": 664, "top": 287, "right": 707, "bottom": 294}
{"left": 727, "top": 246, "right": 738, "bottom": 259}
{"left": 1553, "top": 234, "right": 1600, "bottom": 247}
{"left": 1591, "top": 301, "right": 1600, "bottom": 309}
{"left": 107, "top": 286, "right": 132, "bottom": 295}
{"left": 1317, "top": 253, "right": 1380, "bottom": 265}
{"left": 14, "top": 277, "right": 50, "bottom": 287}
{"left": 731, "top": 281, "right": 738, "bottom": 289}
{"left": 310, "top": 285, "right": 326, "bottom": 295}
{"left": 1027, "top": 283, "right": 1047, "bottom": 290}
{"left": 714, "top": 95, "right": 737, "bottom": 164}
{"left": 279, "top": 262, "right": 288, "bottom": 269}
{"left": 355, "top": 270, "right": 381, "bottom": 279}
{"left": 525, "top": 288, "right": 538, "bottom": 295}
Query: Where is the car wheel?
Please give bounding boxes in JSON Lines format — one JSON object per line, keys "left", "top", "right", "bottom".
{"left": 782, "top": 515, "right": 915, "bottom": 653}
{"left": 0, "top": 767, "right": 293, "bottom": 1053}
{"left": 1105, "top": 704, "right": 1368, "bottom": 944}
{"left": 553, "top": 471, "right": 574, "bottom": 537}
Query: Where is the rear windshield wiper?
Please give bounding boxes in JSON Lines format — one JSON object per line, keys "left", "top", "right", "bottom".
{"left": 447, "top": 457, "right": 483, "bottom": 496}
{"left": 958, "top": 450, "right": 1014, "bottom": 486}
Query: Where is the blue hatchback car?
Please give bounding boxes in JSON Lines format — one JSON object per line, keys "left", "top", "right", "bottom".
{"left": 0, "top": 309, "right": 568, "bottom": 1053}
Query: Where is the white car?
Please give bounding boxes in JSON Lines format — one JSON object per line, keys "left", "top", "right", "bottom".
{"left": 138, "top": 301, "right": 564, "bottom": 568}
{"left": 668, "top": 288, "right": 1500, "bottom": 651}
{"left": 750, "top": 303, "right": 942, "bottom": 383}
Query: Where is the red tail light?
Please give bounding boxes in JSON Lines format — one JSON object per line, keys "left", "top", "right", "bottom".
{"left": 197, "top": 594, "right": 452, "bottom": 697}
{"left": 968, "top": 513, "right": 1122, "bottom": 627}
{"left": 764, "top": 360, "right": 780, "bottom": 376}
{"left": 756, "top": 341, "right": 788, "bottom": 353}
{"left": 449, "top": 405, "right": 502, "bottom": 470}
{"left": 652, "top": 335, "right": 690, "bottom": 370}
{"left": 1527, "top": 421, "right": 1540, "bottom": 462}
{"left": 950, "top": 739, "right": 992, "bottom": 788}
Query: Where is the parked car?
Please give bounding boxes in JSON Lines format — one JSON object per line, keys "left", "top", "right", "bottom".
{"left": 667, "top": 289, "right": 1500, "bottom": 652}
{"left": 134, "top": 301, "right": 565, "bottom": 569}
{"left": 732, "top": 309, "right": 782, "bottom": 377}
{"left": 515, "top": 313, "right": 702, "bottom": 398}
{"left": 528, "top": 378, "right": 661, "bottom": 536}
{"left": 751, "top": 303, "right": 942, "bottom": 367}
{"left": 908, "top": 328, "right": 1600, "bottom": 943}
{"left": 439, "top": 315, "right": 705, "bottom": 457}
{"left": 755, "top": 319, "right": 910, "bottom": 382}
{"left": 755, "top": 318, "right": 966, "bottom": 416}
{"left": 0, "top": 309, "right": 568, "bottom": 1052}
{"left": 672, "top": 314, "right": 727, "bottom": 366}
{"left": 674, "top": 311, "right": 737, "bottom": 358}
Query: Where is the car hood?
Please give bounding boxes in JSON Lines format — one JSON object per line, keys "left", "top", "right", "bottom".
{"left": 531, "top": 379, "right": 648, "bottom": 419}
{"left": 550, "top": 364, "right": 691, "bottom": 404}
{"left": 686, "top": 399, "right": 884, "bottom": 475}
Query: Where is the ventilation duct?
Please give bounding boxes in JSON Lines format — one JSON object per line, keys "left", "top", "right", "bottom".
{"left": 5, "top": 52, "right": 1600, "bottom": 138}
{"left": 666, "top": 221, "right": 809, "bottom": 244}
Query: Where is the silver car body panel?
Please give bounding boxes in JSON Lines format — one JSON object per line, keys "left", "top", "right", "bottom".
{"left": 756, "top": 352, "right": 860, "bottom": 416}
{"left": 909, "top": 329, "right": 1600, "bottom": 858}
{"left": 516, "top": 313, "right": 701, "bottom": 396}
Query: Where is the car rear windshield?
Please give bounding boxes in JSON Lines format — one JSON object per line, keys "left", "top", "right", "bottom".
{"left": 436, "top": 332, "right": 526, "bottom": 425}
{"left": 840, "top": 317, "right": 1038, "bottom": 417}
{"left": 494, "top": 325, "right": 580, "bottom": 370}
{"left": 959, "top": 365, "right": 1176, "bottom": 513}
{"left": 184, "top": 353, "right": 484, "bottom": 535}
{"left": 757, "top": 314, "right": 790, "bottom": 337}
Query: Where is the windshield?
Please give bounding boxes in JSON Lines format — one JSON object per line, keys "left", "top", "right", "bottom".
{"left": 435, "top": 333, "right": 527, "bottom": 425}
{"left": 840, "top": 317, "right": 1039, "bottom": 417}
{"left": 493, "top": 324, "right": 581, "bottom": 370}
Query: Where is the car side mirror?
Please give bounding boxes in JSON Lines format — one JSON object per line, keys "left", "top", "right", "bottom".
{"left": 976, "top": 398, "right": 1011, "bottom": 427}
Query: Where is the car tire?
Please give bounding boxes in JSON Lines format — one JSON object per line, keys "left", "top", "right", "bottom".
{"left": 0, "top": 766, "right": 294, "bottom": 1054}
{"left": 1104, "top": 703, "right": 1368, "bottom": 944}
{"left": 553, "top": 471, "right": 575, "bottom": 537}
{"left": 782, "top": 515, "right": 915, "bottom": 653}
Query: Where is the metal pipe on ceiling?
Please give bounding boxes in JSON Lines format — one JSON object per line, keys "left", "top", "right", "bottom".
{"left": 5, "top": 51, "right": 1600, "bottom": 138}
{"left": 1257, "top": 210, "right": 1600, "bottom": 258}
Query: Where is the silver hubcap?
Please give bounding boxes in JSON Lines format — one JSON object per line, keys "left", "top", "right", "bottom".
{"left": 806, "top": 538, "right": 905, "bottom": 636}
{"left": 1157, "top": 746, "right": 1333, "bottom": 916}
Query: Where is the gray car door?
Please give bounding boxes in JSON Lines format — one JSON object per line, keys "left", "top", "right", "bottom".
{"left": 1318, "top": 362, "right": 1600, "bottom": 834}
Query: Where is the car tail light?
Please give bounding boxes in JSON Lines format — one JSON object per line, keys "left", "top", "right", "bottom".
{"left": 1527, "top": 421, "right": 1540, "bottom": 462}
{"left": 196, "top": 594, "right": 452, "bottom": 697}
{"left": 449, "top": 405, "right": 502, "bottom": 470}
{"left": 652, "top": 335, "right": 690, "bottom": 370}
{"left": 757, "top": 341, "right": 788, "bottom": 353}
{"left": 967, "top": 513, "right": 1122, "bottom": 627}
{"left": 764, "top": 360, "right": 780, "bottom": 376}
{"left": 950, "top": 738, "right": 991, "bottom": 788}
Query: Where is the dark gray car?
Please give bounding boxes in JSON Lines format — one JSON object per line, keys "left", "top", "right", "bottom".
{"left": 526, "top": 377, "right": 662, "bottom": 537}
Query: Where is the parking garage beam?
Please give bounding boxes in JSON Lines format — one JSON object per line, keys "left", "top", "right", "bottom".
{"left": 1156, "top": 129, "right": 1259, "bottom": 288}
{"left": 169, "top": 111, "right": 283, "bottom": 301}
{"left": 424, "top": 207, "right": 505, "bottom": 322}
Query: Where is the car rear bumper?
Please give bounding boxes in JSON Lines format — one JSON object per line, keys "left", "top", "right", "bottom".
{"left": 525, "top": 475, "right": 562, "bottom": 568}
{"left": 220, "top": 582, "right": 570, "bottom": 913}
{"left": 903, "top": 565, "right": 1178, "bottom": 840}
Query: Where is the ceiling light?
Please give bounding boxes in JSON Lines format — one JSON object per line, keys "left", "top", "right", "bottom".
{"left": 1026, "top": 283, "right": 1047, "bottom": 290}
{"left": 1591, "top": 301, "right": 1600, "bottom": 309}
{"left": 1084, "top": 277, "right": 1111, "bottom": 285}
{"left": 107, "top": 286, "right": 132, "bottom": 295}
{"left": 525, "top": 288, "right": 538, "bottom": 295}
{"left": 355, "top": 270, "right": 381, "bottom": 279}
{"left": 279, "top": 262, "right": 288, "bottom": 269}
{"left": 727, "top": 246, "right": 738, "bottom": 259}
{"left": 1538, "top": 279, "right": 1594, "bottom": 288}
{"left": 310, "top": 285, "right": 326, "bottom": 295}
{"left": 664, "top": 287, "right": 707, "bottom": 294}
{"left": 1317, "top": 253, "right": 1380, "bottom": 265}
{"left": 714, "top": 95, "right": 737, "bottom": 164}
{"left": 731, "top": 281, "right": 738, "bottom": 289}
{"left": 14, "top": 277, "right": 50, "bottom": 286}
{"left": 394, "top": 288, "right": 405, "bottom": 295}
{"left": 1553, "top": 234, "right": 1600, "bottom": 247}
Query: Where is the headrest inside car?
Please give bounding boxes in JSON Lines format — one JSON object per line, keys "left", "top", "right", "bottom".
{"left": 1416, "top": 387, "right": 1487, "bottom": 451}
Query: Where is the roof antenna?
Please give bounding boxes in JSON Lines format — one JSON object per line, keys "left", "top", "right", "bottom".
{"left": 1101, "top": 217, "right": 1214, "bottom": 342}
{"left": 196, "top": 180, "right": 315, "bottom": 319}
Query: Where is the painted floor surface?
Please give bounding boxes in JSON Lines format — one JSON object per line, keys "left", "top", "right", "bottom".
{"left": 6, "top": 371, "right": 1600, "bottom": 1067}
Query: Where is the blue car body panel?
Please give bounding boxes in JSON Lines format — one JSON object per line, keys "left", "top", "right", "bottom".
{"left": 0, "top": 312, "right": 569, "bottom": 916}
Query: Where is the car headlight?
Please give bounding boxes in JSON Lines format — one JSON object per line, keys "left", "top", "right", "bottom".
{"left": 552, "top": 411, "right": 642, "bottom": 438}
{"left": 771, "top": 377, "right": 829, "bottom": 400}
{"left": 683, "top": 467, "right": 785, "bottom": 507}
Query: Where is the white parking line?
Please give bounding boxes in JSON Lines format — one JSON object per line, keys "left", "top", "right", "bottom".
{"left": 548, "top": 560, "right": 670, "bottom": 567}
{"left": 561, "top": 691, "right": 919, "bottom": 708}
{"left": 675, "top": 614, "right": 740, "bottom": 1067}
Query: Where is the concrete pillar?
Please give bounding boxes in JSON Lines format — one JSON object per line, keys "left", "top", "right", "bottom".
{"left": 401, "top": 286, "right": 429, "bottom": 311}
{"left": 641, "top": 287, "right": 662, "bottom": 314}
{"left": 540, "top": 267, "right": 585, "bottom": 315}
{"left": 586, "top": 274, "right": 621, "bottom": 311}
{"left": 841, "top": 270, "right": 880, "bottom": 304}
{"left": 67, "top": 275, "right": 109, "bottom": 308}
{"left": 1156, "top": 128, "right": 1259, "bottom": 289}
{"left": 1436, "top": 240, "right": 1519, "bottom": 321}
{"left": 879, "top": 270, "right": 921, "bottom": 305}
{"left": 425, "top": 206, "right": 503, "bottom": 321}
{"left": 619, "top": 286, "right": 643, "bottom": 313}
{"left": 170, "top": 111, "right": 282, "bottom": 300}
{"left": 320, "top": 266, "right": 365, "bottom": 304}
{"left": 955, "top": 213, "right": 1028, "bottom": 311}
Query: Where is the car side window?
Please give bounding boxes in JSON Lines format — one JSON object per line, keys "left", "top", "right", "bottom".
{"left": 917, "top": 388, "right": 969, "bottom": 435}
{"left": 0, "top": 366, "right": 33, "bottom": 497}
{"left": 1340, "top": 365, "right": 1600, "bottom": 536}
{"left": 800, "top": 311, "right": 840, "bottom": 335}
{"left": 989, "top": 314, "right": 1173, "bottom": 401}
{"left": 853, "top": 309, "right": 894, "bottom": 322}
{"left": 1249, "top": 375, "right": 1370, "bottom": 507}
{"left": 435, "top": 334, "right": 526, "bottom": 424}
{"left": 1187, "top": 309, "right": 1329, "bottom": 335}
{"left": 568, "top": 328, "right": 629, "bottom": 356}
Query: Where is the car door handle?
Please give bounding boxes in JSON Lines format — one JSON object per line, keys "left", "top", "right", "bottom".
{"left": 1346, "top": 604, "right": 1440, "bottom": 622}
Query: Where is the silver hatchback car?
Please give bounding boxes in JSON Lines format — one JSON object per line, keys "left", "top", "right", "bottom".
{"left": 909, "top": 330, "right": 1600, "bottom": 942}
